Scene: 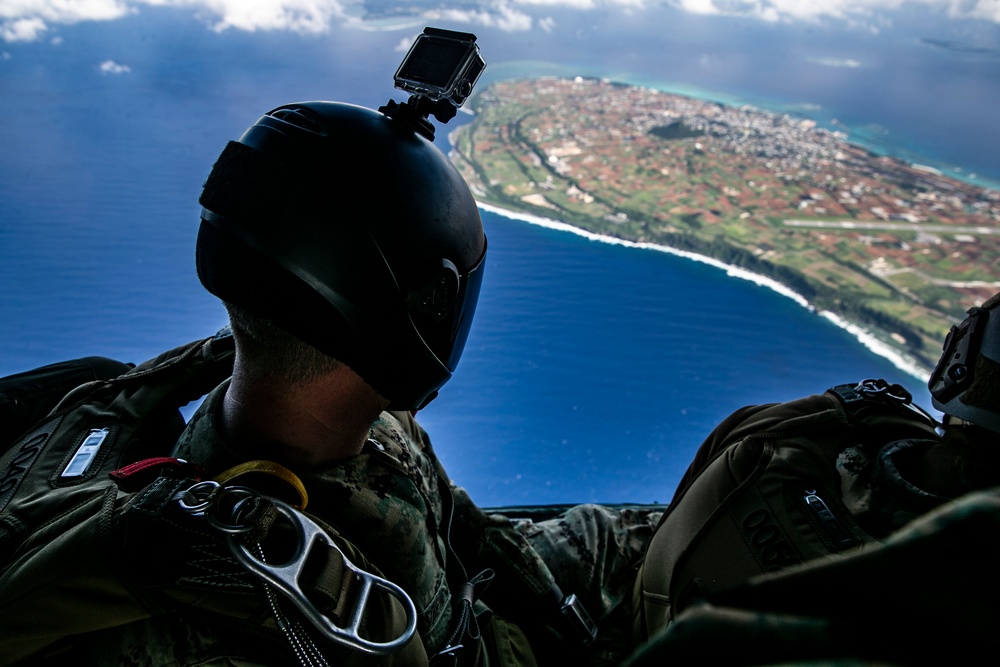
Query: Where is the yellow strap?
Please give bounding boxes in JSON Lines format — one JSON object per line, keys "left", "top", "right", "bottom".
{"left": 214, "top": 460, "right": 309, "bottom": 510}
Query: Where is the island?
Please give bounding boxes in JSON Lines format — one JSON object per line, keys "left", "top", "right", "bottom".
{"left": 450, "top": 77, "right": 1000, "bottom": 374}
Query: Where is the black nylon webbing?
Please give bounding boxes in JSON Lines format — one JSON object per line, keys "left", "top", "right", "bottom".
{"left": 199, "top": 141, "right": 295, "bottom": 223}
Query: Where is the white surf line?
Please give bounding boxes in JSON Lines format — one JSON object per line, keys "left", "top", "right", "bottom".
{"left": 479, "top": 201, "right": 931, "bottom": 381}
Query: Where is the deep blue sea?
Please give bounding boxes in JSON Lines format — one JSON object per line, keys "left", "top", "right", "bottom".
{"left": 417, "top": 209, "right": 927, "bottom": 505}
{"left": 1, "top": 6, "right": 996, "bottom": 506}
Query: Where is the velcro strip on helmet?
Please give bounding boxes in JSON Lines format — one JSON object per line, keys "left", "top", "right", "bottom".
{"left": 199, "top": 141, "right": 295, "bottom": 223}
{"left": 963, "top": 355, "right": 1000, "bottom": 413}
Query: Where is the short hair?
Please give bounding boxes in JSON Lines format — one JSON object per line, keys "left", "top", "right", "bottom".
{"left": 224, "top": 302, "right": 342, "bottom": 383}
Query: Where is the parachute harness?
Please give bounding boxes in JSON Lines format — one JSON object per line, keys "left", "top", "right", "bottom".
{"left": 174, "top": 479, "right": 418, "bottom": 665}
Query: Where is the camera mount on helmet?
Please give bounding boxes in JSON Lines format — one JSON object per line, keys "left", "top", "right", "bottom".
{"left": 379, "top": 27, "right": 486, "bottom": 140}
{"left": 929, "top": 293, "right": 1000, "bottom": 434}
{"left": 196, "top": 26, "right": 488, "bottom": 410}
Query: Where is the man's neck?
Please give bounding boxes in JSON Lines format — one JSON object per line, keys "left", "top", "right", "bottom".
{"left": 220, "top": 359, "right": 389, "bottom": 467}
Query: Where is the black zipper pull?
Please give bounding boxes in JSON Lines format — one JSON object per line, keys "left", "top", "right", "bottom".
{"left": 804, "top": 489, "right": 857, "bottom": 550}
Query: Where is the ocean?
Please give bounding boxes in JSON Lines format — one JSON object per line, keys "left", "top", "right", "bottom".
{"left": 417, "top": 207, "right": 930, "bottom": 506}
{"left": 0, "top": 6, "right": 994, "bottom": 506}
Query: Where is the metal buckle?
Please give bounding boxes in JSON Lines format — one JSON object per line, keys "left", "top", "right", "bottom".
{"left": 560, "top": 593, "right": 598, "bottom": 646}
{"left": 228, "top": 499, "right": 418, "bottom": 656}
{"left": 856, "top": 378, "right": 910, "bottom": 403}
{"left": 854, "top": 378, "right": 937, "bottom": 424}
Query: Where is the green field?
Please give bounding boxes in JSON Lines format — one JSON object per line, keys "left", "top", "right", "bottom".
{"left": 451, "top": 78, "right": 1000, "bottom": 373}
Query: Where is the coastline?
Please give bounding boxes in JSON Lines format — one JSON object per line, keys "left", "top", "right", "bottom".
{"left": 477, "top": 201, "right": 932, "bottom": 382}
{"left": 453, "top": 76, "right": 1000, "bottom": 387}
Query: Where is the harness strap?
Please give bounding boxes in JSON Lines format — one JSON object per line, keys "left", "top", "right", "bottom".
{"left": 115, "top": 467, "right": 418, "bottom": 661}
{"left": 432, "top": 474, "right": 492, "bottom": 667}
{"left": 830, "top": 379, "right": 939, "bottom": 428}
{"left": 214, "top": 460, "right": 309, "bottom": 510}
{"left": 302, "top": 537, "right": 356, "bottom": 624}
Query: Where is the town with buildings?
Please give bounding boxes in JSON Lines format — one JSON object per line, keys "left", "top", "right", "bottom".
{"left": 451, "top": 77, "right": 1000, "bottom": 370}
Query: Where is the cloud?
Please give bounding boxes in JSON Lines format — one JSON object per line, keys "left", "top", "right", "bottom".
{"left": 667, "top": 0, "right": 1000, "bottom": 25}
{"left": 432, "top": 2, "right": 534, "bottom": 31}
{"left": 395, "top": 35, "right": 415, "bottom": 52}
{"left": 539, "top": 16, "right": 556, "bottom": 31}
{"left": 0, "top": 0, "right": 346, "bottom": 40}
{"left": 808, "top": 56, "right": 864, "bottom": 67}
{"left": 0, "top": 17, "right": 46, "bottom": 42}
{"left": 512, "top": 0, "right": 648, "bottom": 6}
{"left": 0, "top": 0, "right": 998, "bottom": 44}
{"left": 99, "top": 58, "right": 130, "bottom": 73}
{"left": 513, "top": 0, "right": 597, "bottom": 7}
{"left": 949, "top": 0, "right": 1000, "bottom": 23}
{"left": 181, "top": 0, "right": 347, "bottom": 34}
{"left": 1, "top": 0, "right": 131, "bottom": 42}
{"left": 0, "top": 0, "right": 132, "bottom": 22}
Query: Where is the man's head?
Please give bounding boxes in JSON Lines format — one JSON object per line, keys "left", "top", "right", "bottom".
{"left": 929, "top": 291, "right": 1000, "bottom": 434}
{"left": 196, "top": 101, "right": 486, "bottom": 410}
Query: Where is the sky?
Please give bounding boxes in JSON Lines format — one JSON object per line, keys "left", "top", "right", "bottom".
{"left": 2, "top": 0, "right": 999, "bottom": 45}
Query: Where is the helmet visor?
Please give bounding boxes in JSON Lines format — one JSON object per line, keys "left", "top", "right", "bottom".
{"left": 407, "top": 244, "right": 486, "bottom": 373}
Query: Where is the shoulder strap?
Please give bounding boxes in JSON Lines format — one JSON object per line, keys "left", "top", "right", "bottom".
{"left": 0, "top": 334, "right": 235, "bottom": 559}
{"left": 638, "top": 378, "right": 938, "bottom": 638}
{"left": 0, "top": 334, "right": 235, "bottom": 664}
{"left": 0, "top": 356, "right": 133, "bottom": 455}
{"left": 827, "top": 378, "right": 940, "bottom": 438}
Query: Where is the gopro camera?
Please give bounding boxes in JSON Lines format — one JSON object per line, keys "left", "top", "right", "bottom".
{"left": 381, "top": 27, "right": 486, "bottom": 137}
{"left": 394, "top": 27, "right": 485, "bottom": 108}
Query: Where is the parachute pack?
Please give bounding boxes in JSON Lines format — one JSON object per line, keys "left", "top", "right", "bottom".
{"left": 635, "top": 378, "right": 944, "bottom": 638}
{"left": 627, "top": 378, "right": 1000, "bottom": 666}
{"left": 0, "top": 334, "right": 423, "bottom": 666}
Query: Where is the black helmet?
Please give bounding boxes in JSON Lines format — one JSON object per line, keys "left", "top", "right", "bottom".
{"left": 928, "top": 292, "right": 1000, "bottom": 434}
{"left": 196, "top": 101, "right": 486, "bottom": 410}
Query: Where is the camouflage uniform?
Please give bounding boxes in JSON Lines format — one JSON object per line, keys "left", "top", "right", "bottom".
{"left": 78, "top": 381, "right": 660, "bottom": 666}
{"left": 513, "top": 505, "right": 662, "bottom": 666}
